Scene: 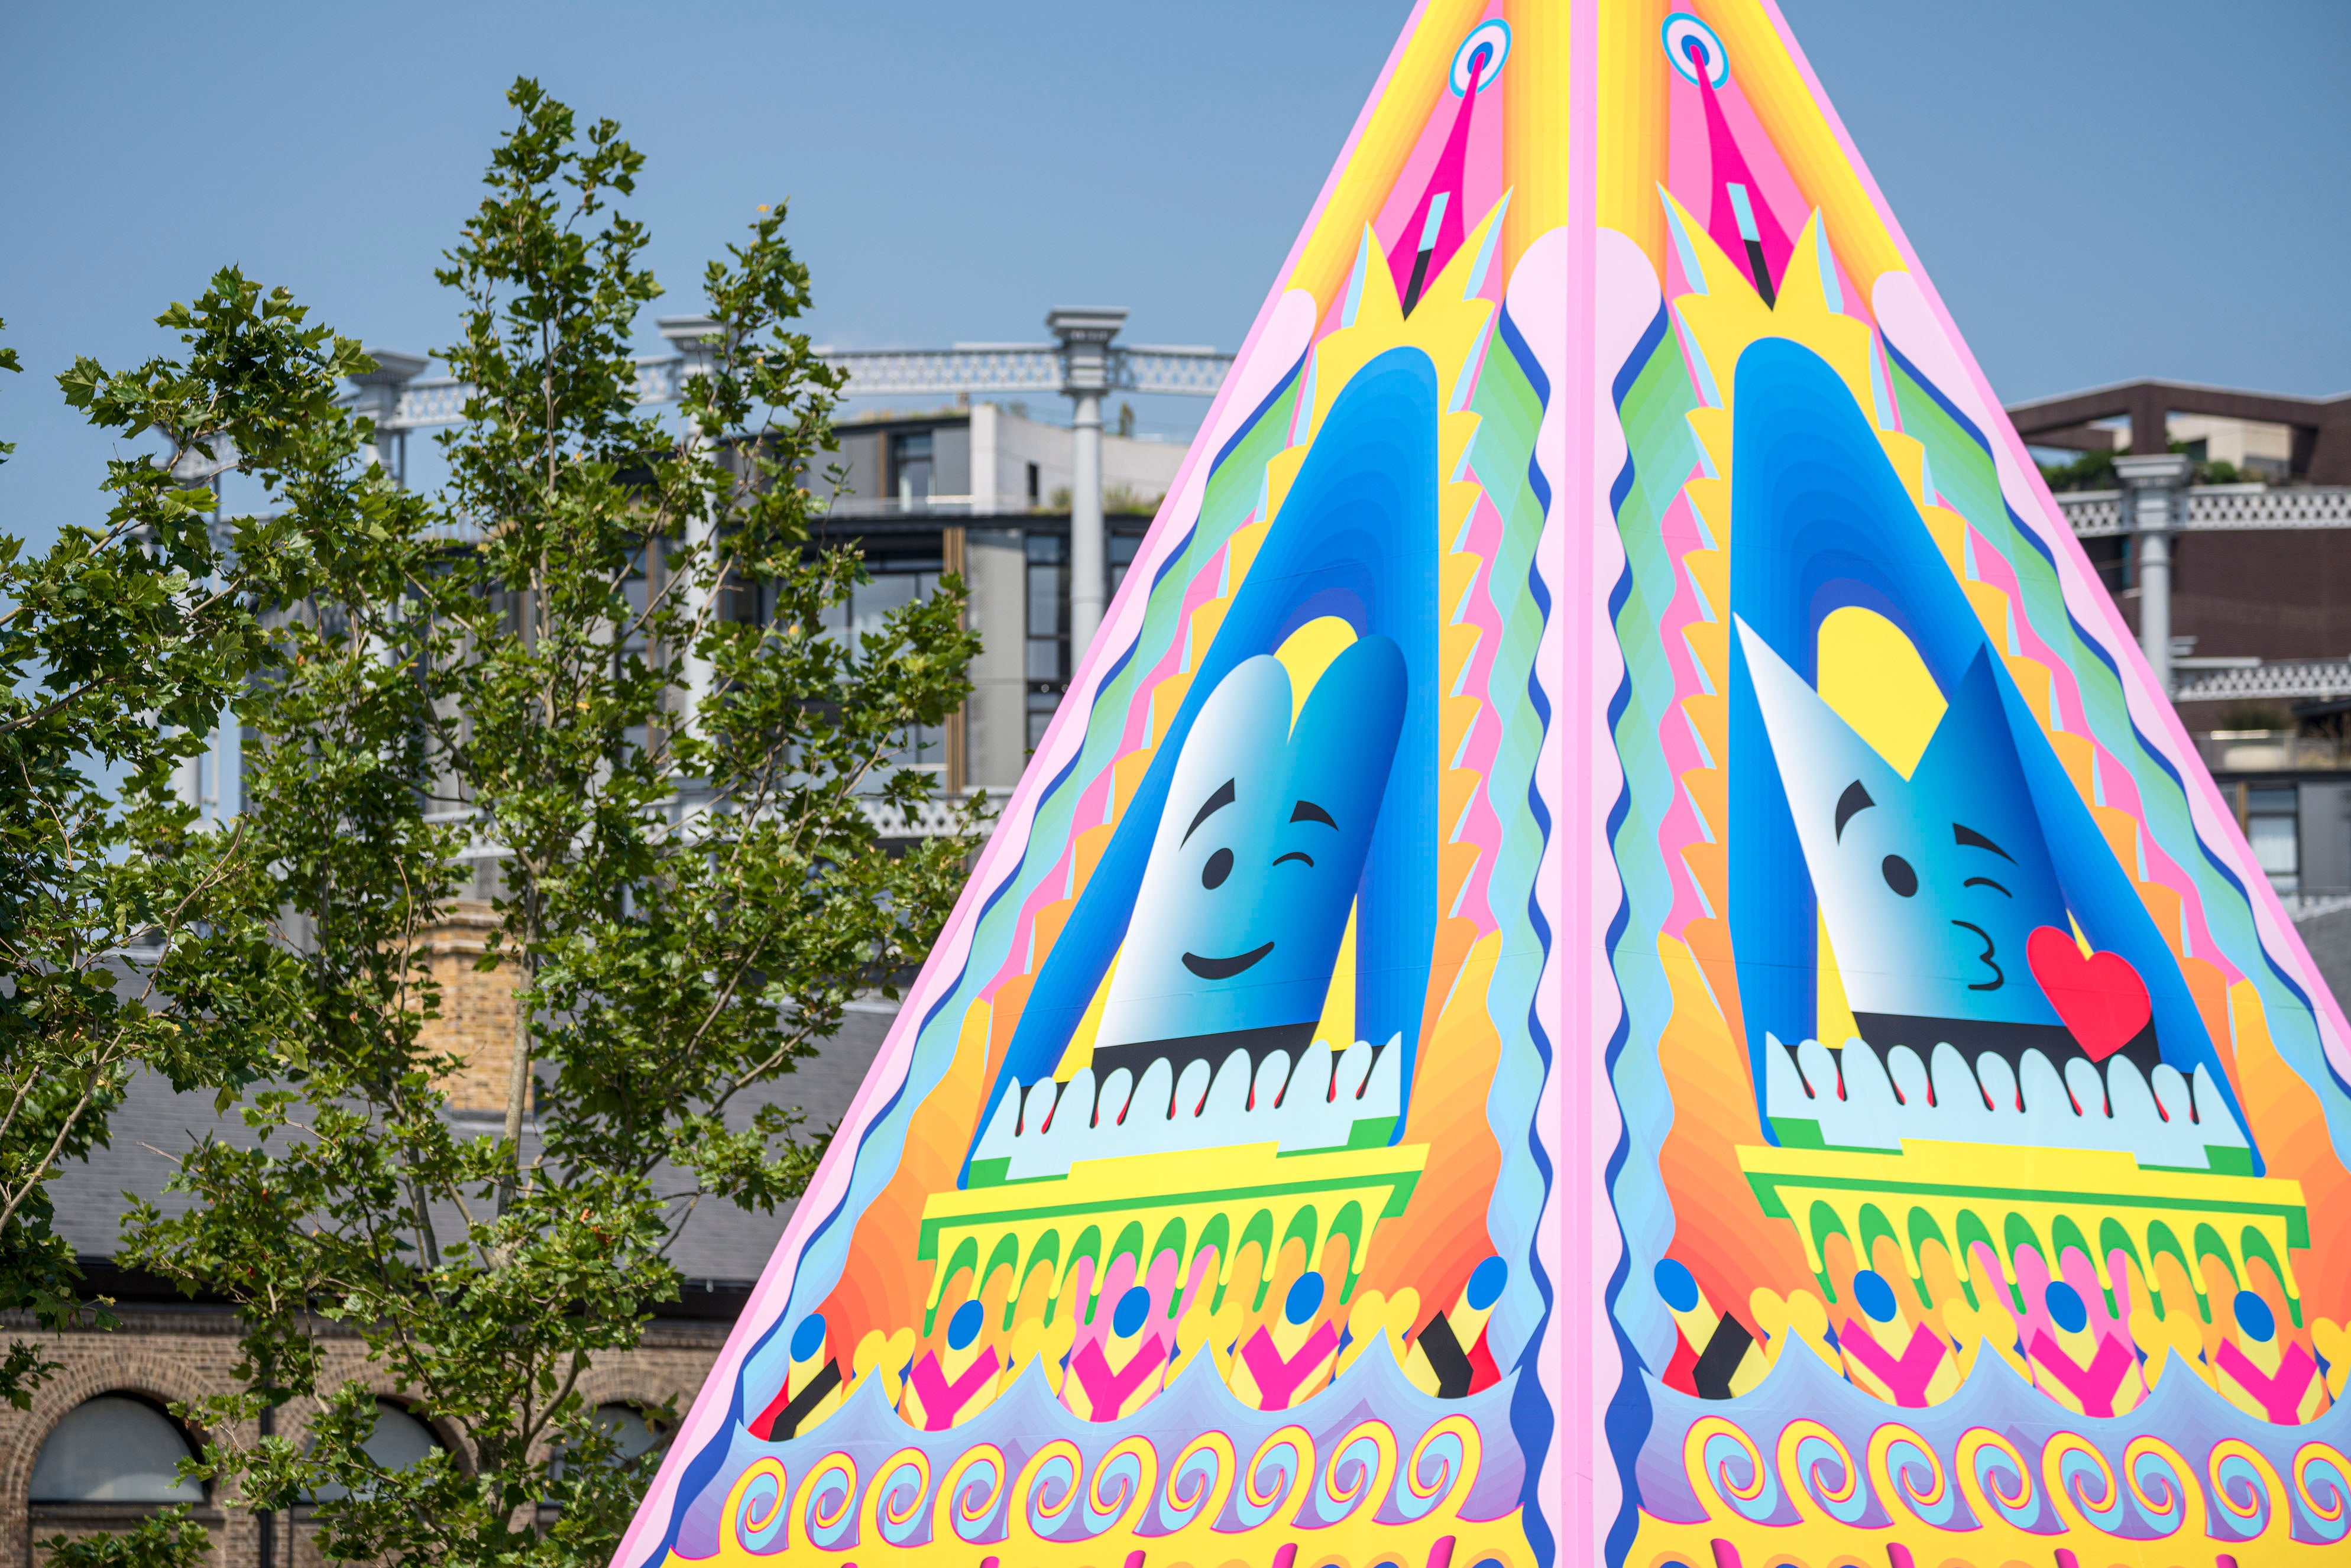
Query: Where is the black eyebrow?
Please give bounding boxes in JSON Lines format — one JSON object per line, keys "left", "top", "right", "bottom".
{"left": 1952, "top": 823, "right": 2015, "bottom": 862}
{"left": 1290, "top": 800, "right": 1337, "bottom": 829}
{"left": 1182, "top": 779, "right": 1236, "bottom": 845}
{"left": 1834, "top": 781, "right": 1874, "bottom": 841}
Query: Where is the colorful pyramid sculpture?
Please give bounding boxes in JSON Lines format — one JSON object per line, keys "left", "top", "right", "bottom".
{"left": 616, "top": 5, "right": 2351, "bottom": 1565}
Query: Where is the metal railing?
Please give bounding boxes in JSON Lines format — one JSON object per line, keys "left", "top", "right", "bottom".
{"left": 2173, "top": 662, "right": 2351, "bottom": 705}
{"left": 371, "top": 343, "right": 1233, "bottom": 435}
{"left": 2194, "top": 730, "right": 2351, "bottom": 773}
{"left": 862, "top": 789, "right": 993, "bottom": 838}
{"left": 2056, "top": 484, "right": 2351, "bottom": 538}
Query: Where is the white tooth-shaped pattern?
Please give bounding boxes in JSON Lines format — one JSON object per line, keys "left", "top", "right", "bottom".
{"left": 969, "top": 1032, "right": 1407, "bottom": 1181}
{"left": 1753, "top": 1034, "right": 2252, "bottom": 1171}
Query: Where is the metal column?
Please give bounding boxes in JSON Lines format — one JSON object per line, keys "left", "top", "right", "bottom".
{"left": 348, "top": 351, "right": 428, "bottom": 483}
{"left": 2117, "top": 452, "right": 2190, "bottom": 697}
{"left": 1047, "top": 307, "right": 1128, "bottom": 660}
{"left": 658, "top": 315, "right": 721, "bottom": 736}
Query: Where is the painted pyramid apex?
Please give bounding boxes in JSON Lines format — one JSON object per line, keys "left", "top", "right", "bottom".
{"left": 617, "top": 8, "right": 2351, "bottom": 1568}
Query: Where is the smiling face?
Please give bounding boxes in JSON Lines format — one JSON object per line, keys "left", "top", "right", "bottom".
{"left": 1092, "top": 637, "right": 1407, "bottom": 1064}
{"left": 1737, "top": 618, "right": 2068, "bottom": 1034}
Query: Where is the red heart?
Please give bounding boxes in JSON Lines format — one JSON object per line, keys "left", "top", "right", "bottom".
{"left": 2026, "top": 926, "right": 2152, "bottom": 1062}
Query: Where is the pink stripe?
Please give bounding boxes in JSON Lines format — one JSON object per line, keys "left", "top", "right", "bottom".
{"left": 1560, "top": 0, "right": 1616, "bottom": 1555}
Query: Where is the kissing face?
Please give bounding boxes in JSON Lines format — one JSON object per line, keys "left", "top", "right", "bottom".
{"left": 1737, "top": 618, "right": 2072, "bottom": 1041}
{"left": 1092, "top": 636, "right": 1407, "bottom": 1065}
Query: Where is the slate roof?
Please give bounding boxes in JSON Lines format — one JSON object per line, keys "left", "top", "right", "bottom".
{"left": 50, "top": 999, "right": 899, "bottom": 1314}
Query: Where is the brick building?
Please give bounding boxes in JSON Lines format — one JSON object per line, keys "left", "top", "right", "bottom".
{"left": 0, "top": 954, "right": 897, "bottom": 1568}
{"left": 3, "top": 394, "right": 1186, "bottom": 1568}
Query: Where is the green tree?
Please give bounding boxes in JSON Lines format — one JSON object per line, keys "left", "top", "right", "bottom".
{"left": 121, "top": 79, "right": 979, "bottom": 1568}
{"left": 0, "top": 283, "right": 390, "bottom": 1410}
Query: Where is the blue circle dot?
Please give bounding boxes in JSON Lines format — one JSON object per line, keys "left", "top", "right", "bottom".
{"left": 789, "top": 1314, "right": 827, "bottom": 1363}
{"left": 2233, "top": 1290, "right": 2276, "bottom": 1343}
{"left": 1468, "top": 1256, "right": 1509, "bottom": 1313}
{"left": 1112, "top": 1286, "right": 1152, "bottom": 1339}
{"left": 1653, "top": 1258, "right": 1699, "bottom": 1314}
{"left": 2044, "top": 1281, "right": 2088, "bottom": 1334}
{"left": 947, "top": 1300, "right": 984, "bottom": 1351}
{"left": 1853, "top": 1270, "right": 1899, "bottom": 1324}
{"left": 1285, "top": 1272, "right": 1326, "bottom": 1326}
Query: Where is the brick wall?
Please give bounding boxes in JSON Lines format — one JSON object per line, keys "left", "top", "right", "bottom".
{"left": 0, "top": 1310, "right": 725, "bottom": 1568}
{"left": 415, "top": 902, "right": 521, "bottom": 1115}
{"left": 2, "top": 898, "right": 763, "bottom": 1568}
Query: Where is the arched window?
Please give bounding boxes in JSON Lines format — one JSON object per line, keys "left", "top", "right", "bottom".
{"left": 308, "top": 1399, "right": 443, "bottom": 1501}
{"left": 592, "top": 1404, "right": 660, "bottom": 1463}
{"left": 28, "top": 1396, "right": 205, "bottom": 1504}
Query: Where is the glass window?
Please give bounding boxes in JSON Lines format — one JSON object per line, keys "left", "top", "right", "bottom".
{"left": 2247, "top": 786, "right": 2300, "bottom": 893}
{"left": 1026, "top": 692, "right": 1059, "bottom": 752}
{"left": 1025, "top": 532, "right": 1068, "bottom": 685}
{"left": 308, "top": 1400, "right": 442, "bottom": 1501}
{"left": 30, "top": 1397, "right": 204, "bottom": 1504}
{"left": 594, "top": 1404, "right": 661, "bottom": 1463}
{"left": 821, "top": 563, "right": 949, "bottom": 770}
{"left": 1025, "top": 565, "right": 1062, "bottom": 633}
{"left": 851, "top": 571, "right": 921, "bottom": 642}
{"left": 894, "top": 431, "right": 934, "bottom": 510}
{"left": 550, "top": 1404, "right": 664, "bottom": 1480}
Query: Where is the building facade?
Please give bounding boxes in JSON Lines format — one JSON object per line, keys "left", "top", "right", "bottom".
{"left": 16, "top": 374, "right": 2351, "bottom": 1568}
{"left": 2010, "top": 379, "right": 2351, "bottom": 900}
{"left": 0, "top": 990, "right": 899, "bottom": 1568}
{"left": 0, "top": 401, "right": 1186, "bottom": 1568}
{"left": 817, "top": 402, "right": 1186, "bottom": 795}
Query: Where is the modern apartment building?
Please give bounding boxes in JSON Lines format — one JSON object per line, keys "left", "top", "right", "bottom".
{"left": 2009, "top": 378, "right": 2351, "bottom": 900}
{"left": 817, "top": 401, "right": 1187, "bottom": 796}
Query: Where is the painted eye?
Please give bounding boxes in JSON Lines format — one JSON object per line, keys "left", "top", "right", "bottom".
{"left": 1881, "top": 855, "right": 1918, "bottom": 897}
{"left": 1202, "top": 847, "right": 1233, "bottom": 889}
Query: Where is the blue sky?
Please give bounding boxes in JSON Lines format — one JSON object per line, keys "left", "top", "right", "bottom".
{"left": 3, "top": 1, "right": 2344, "bottom": 544}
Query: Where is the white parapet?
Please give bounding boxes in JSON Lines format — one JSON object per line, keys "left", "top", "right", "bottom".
{"left": 1761, "top": 1033, "right": 2252, "bottom": 1171}
{"left": 970, "top": 1034, "right": 1404, "bottom": 1183}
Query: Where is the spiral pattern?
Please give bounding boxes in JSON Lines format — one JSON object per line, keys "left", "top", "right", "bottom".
{"left": 934, "top": 1443, "right": 1005, "bottom": 1545}
{"left": 1779, "top": 1420, "right": 1868, "bottom": 1526}
{"left": 1867, "top": 1423, "right": 1954, "bottom": 1529}
{"left": 1157, "top": 1431, "right": 1235, "bottom": 1534}
{"left": 2046, "top": 1431, "right": 2125, "bottom": 1534}
{"left": 1397, "top": 1415, "right": 1478, "bottom": 1523}
{"left": 2294, "top": 1441, "right": 2351, "bottom": 1542}
{"left": 2120, "top": 1436, "right": 2193, "bottom": 1538}
{"left": 1687, "top": 1416, "right": 1779, "bottom": 1524}
{"left": 795, "top": 1452, "right": 859, "bottom": 1553}
{"left": 723, "top": 1457, "right": 791, "bottom": 1556}
{"left": 2207, "top": 1439, "right": 2282, "bottom": 1541}
{"left": 1083, "top": 1436, "right": 1157, "bottom": 1534}
{"left": 870, "top": 1447, "right": 932, "bottom": 1547}
{"left": 1318, "top": 1420, "right": 1397, "bottom": 1525}
{"left": 1236, "top": 1426, "right": 1314, "bottom": 1530}
{"left": 1016, "top": 1439, "right": 1084, "bottom": 1541}
{"left": 1957, "top": 1427, "right": 2039, "bottom": 1530}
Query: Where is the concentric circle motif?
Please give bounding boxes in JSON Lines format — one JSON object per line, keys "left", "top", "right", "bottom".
{"left": 1662, "top": 12, "right": 1729, "bottom": 88}
{"left": 1451, "top": 21, "right": 1510, "bottom": 96}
